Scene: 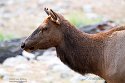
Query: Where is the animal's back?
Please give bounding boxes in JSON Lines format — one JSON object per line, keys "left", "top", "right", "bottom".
{"left": 103, "top": 26, "right": 125, "bottom": 83}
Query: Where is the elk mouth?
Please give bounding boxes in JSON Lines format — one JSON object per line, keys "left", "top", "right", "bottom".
{"left": 24, "top": 46, "right": 35, "bottom": 52}
{"left": 24, "top": 41, "right": 41, "bottom": 52}
{"left": 22, "top": 41, "right": 40, "bottom": 52}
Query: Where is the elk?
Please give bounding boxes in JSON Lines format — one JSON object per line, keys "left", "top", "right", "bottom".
{"left": 21, "top": 8, "right": 125, "bottom": 83}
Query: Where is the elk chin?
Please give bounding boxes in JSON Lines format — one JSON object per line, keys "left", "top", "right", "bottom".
{"left": 24, "top": 49, "right": 32, "bottom": 52}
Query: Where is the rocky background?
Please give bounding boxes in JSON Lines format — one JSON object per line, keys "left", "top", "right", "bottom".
{"left": 0, "top": 0, "right": 125, "bottom": 83}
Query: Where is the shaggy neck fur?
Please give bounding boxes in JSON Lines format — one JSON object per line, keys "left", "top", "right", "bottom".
{"left": 56, "top": 20, "right": 105, "bottom": 77}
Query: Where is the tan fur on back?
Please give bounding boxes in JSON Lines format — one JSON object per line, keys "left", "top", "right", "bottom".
{"left": 103, "top": 26, "right": 125, "bottom": 82}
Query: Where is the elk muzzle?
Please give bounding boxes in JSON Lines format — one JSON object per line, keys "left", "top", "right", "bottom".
{"left": 21, "top": 42, "right": 25, "bottom": 49}
{"left": 21, "top": 41, "right": 35, "bottom": 52}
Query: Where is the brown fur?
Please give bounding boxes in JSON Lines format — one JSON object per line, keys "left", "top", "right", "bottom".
{"left": 21, "top": 8, "right": 125, "bottom": 83}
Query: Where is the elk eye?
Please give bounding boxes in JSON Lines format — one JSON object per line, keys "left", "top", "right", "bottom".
{"left": 43, "top": 27, "right": 48, "bottom": 31}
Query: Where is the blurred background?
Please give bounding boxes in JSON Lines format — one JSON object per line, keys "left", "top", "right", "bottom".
{"left": 0, "top": 0, "right": 125, "bottom": 83}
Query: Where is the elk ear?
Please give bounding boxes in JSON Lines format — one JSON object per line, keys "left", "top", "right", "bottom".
{"left": 44, "top": 8, "right": 50, "bottom": 15}
{"left": 44, "top": 8, "right": 60, "bottom": 24}
{"left": 50, "top": 9, "right": 60, "bottom": 25}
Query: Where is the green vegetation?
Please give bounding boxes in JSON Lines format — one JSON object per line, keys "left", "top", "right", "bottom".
{"left": 0, "top": 32, "right": 15, "bottom": 41}
{"left": 66, "top": 11, "right": 103, "bottom": 28}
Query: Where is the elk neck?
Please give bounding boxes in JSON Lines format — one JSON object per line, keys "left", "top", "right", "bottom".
{"left": 56, "top": 20, "right": 106, "bottom": 77}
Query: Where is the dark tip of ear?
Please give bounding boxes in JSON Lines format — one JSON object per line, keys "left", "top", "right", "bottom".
{"left": 50, "top": 9, "right": 52, "bottom": 11}
{"left": 44, "top": 8, "right": 49, "bottom": 15}
{"left": 44, "top": 8, "right": 48, "bottom": 11}
{"left": 50, "top": 9, "right": 55, "bottom": 14}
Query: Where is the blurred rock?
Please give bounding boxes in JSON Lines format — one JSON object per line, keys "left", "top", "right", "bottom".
{"left": 3, "top": 55, "right": 28, "bottom": 67}
{"left": 22, "top": 50, "right": 35, "bottom": 60}
{"left": 0, "top": 38, "right": 24, "bottom": 63}
{"left": 0, "top": 69, "right": 8, "bottom": 79}
{"left": 42, "top": 49, "right": 56, "bottom": 56}
{"left": 52, "top": 64, "right": 70, "bottom": 72}
{"left": 70, "top": 74, "right": 103, "bottom": 83}
{"left": 36, "top": 49, "right": 56, "bottom": 61}
{"left": 0, "top": 38, "right": 44, "bottom": 63}
{"left": 30, "top": 80, "right": 37, "bottom": 83}
{"left": 15, "top": 63, "right": 31, "bottom": 71}
{"left": 79, "top": 20, "right": 117, "bottom": 33}
{"left": 0, "top": 0, "right": 14, "bottom": 6}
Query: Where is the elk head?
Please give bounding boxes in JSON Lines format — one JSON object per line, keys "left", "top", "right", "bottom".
{"left": 21, "top": 8, "right": 63, "bottom": 52}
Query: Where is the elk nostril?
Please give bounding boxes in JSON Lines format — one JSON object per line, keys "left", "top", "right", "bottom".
{"left": 21, "top": 43, "right": 25, "bottom": 49}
